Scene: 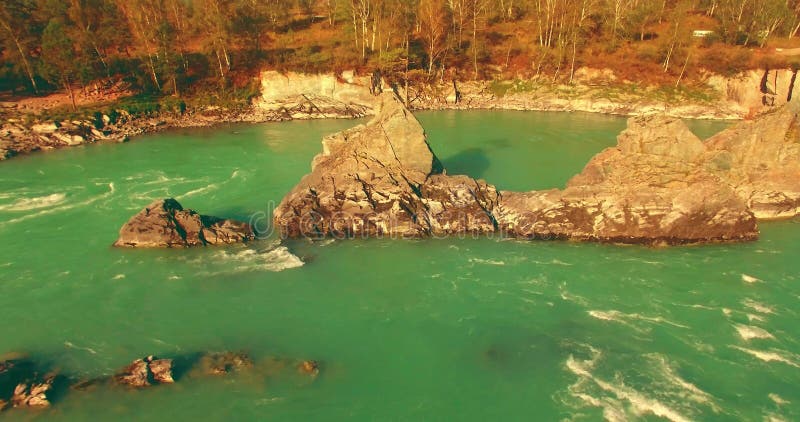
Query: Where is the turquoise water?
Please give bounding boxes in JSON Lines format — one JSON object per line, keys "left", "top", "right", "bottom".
{"left": 0, "top": 111, "right": 798, "bottom": 421}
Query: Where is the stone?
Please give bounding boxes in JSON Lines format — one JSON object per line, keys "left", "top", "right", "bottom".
{"left": 113, "top": 198, "right": 254, "bottom": 248}
{"left": 11, "top": 377, "right": 55, "bottom": 408}
{"left": 113, "top": 356, "right": 174, "bottom": 388}
{"left": 113, "top": 359, "right": 150, "bottom": 388}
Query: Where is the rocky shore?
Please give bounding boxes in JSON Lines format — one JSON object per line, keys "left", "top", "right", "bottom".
{"left": 2, "top": 67, "right": 797, "bottom": 161}
{"left": 274, "top": 91, "right": 800, "bottom": 245}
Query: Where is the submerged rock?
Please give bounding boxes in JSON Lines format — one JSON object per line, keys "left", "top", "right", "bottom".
{"left": 275, "top": 92, "right": 764, "bottom": 244}
{"left": 0, "top": 358, "right": 61, "bottom": 409}
{"left": 113, "top": 356, "right": 174, "bottom": 388}
{"left": 194, "top": 351, "right": 254, "bottom": 376}
{"left": 113, "top": 198, "right": 254, "bottom": 248}
{"left": 298, "top": 360, "right": 320, "bottom": 376}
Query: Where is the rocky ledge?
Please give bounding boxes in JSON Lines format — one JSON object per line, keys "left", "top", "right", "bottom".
{"left": 275, "top": 91, "right": 799, "bottom": 244}
{"left": 114, "top": 198, "right": 254, "bottom": 248}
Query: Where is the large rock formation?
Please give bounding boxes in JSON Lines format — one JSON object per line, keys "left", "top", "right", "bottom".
{"left": 275, "top": 92, "right": 782, "bottom": 244}
{"left": 114, "top": 198, "right": 254, "bottom": 248}
{"left": 495, "top": 116, "right": 758, "bottom": 243}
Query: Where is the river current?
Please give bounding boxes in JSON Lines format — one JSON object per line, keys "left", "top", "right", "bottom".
{"left": 0, "top": 110, "right": 798, "bottom": 421}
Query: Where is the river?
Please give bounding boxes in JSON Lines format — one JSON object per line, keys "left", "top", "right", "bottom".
{"left": 0, "top": 110, "right": 797, "bottom": 421}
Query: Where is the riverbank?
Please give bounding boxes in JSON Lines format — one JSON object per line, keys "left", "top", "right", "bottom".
{"left": 1, "top": 67, "right": 796, "bottom": 161}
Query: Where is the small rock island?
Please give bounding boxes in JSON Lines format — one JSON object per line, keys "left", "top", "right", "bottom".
{"left": 114, "top": 198, "right": 254, "bottom": 248}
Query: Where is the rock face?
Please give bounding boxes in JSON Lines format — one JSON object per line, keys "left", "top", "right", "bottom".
{"left": 704, "top": 101, "right": 800, "bottom": 220}
{"left": 113, "top": 198, "right": 254, "bottom": 248}
{"left": 275, "top": 91, "right": 791, "bottom": 244}
{"left": 113, "top": 356, "right": 174, "bottom": 388}
{"left": 254, "top": 71, "right": 378, "bottom": 119}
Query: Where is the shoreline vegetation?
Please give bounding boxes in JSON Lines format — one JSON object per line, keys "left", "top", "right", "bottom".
{"left": 4, "top": 0, "right": 800, "bottom": 159}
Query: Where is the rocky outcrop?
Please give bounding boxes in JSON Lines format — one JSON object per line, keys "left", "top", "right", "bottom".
{"left": 274, "top": 92, "right": 444, "bottom": 238}
{"left": 253, "top": 70, "right": 378, "bottom": 119}
{"left": 494, "top": 116, "right": 758, "bottom": 243}
{"left": 113, "top": 198, "right": 254, "bottom": 248}
{"left": 275, "top": 92, "right": 771, "bottom": 244}
{"left": 113, "top": 356, "right": 174, "bottom": 388}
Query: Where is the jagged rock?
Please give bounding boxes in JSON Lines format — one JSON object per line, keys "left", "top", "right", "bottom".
{"left": 274, "top": 92, "right": 444, "bottom": 238}
{"left": 113, "top": 198, "right": 254, "bottom": 248}
{"left": 113, "top": 356, "right": 174, "bottom": 388}
{"left": 12, "top": 377, "right": 55, "bottom": 407}
{"left": 275, "top": 93, "right": 762, "bottom": 244}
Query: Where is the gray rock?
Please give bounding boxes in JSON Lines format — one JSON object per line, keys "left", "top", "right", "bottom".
{"left": 113, "top": 198, "right": 254, "bottom": 248}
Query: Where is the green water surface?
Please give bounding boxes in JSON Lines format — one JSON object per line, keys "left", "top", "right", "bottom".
{"left": 0, "top": 111, "right": 797, "bottom": 421}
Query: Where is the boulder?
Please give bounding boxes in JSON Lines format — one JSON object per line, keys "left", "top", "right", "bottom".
{"left": 113, "top": 198, "right": 254, "bottom": 248}
{"left": 113, "top": 356, "right": 174, "bottom": 388}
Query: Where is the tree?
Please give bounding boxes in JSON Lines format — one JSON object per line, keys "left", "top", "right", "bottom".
{"left": 0, "top": 0, "right": 40, "bottom": 93}
{"left": 39, "top": 19, "right": 78, "bottom": 109}
{"left": 418, "top": 0, "right": 450, "bottom": 73}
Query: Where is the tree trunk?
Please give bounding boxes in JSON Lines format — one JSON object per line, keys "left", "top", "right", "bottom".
{"left": 64, "top": 77, "right": 77, "bottom": 112}
{"left": 0, "top": 19, "right": 39, "bottom": 94}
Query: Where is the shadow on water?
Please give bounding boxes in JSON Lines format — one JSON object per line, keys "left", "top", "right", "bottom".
{"left": 441, "top": 147, "right": 491, "bottom": 179}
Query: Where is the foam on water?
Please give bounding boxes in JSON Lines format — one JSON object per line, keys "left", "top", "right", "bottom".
{"left": 0, "top": 183, "right": 115, "bottom": 229}
{"left": 734, "top": 324, "right": 774, "bottom": 341}
{"left": 565, "top": 349, "right": 700, "bottom": 422}
{"left": 741, "top": 274, "right": 762, "bottom": 283}
{"left": 769, "top": 393, "right": 791, "bottom": 405}
{"left": 0, "top": 193, "right": 67, "bottom": 211}
{"left": 731, "top": 346, "right": 800, "bottom": 368}
{"left": 743, "top": 299, "right": 775, "bottom": 315}
{"left": 192, "top": 245, "right": 304, "bottom": 275}
{"left": 589, "top": 310, "right": 689, "bottom": 329}
{"left": 468, "top": 257, "right": 506, "bottom": 266}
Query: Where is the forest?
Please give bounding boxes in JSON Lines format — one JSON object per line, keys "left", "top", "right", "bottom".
{"left": 2, "top": 0, "right": 800, "bottom": 108}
